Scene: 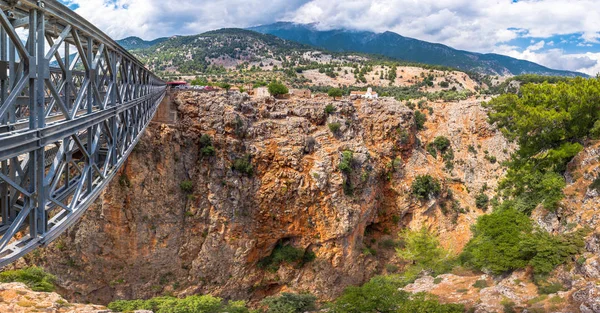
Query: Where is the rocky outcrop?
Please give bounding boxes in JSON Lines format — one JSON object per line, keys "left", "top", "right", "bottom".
{"left": 0, "top": 283, "right": 109, "bottom": 313}
{"left": 22, "top": 91, "right": 510, "bottom": 305}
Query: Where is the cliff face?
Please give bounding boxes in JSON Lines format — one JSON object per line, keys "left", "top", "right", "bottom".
{"left": 27, "top": 91, "right": 510, "bottom": 305}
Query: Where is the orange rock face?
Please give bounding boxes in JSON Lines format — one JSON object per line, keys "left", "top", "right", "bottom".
{"left": 26, "top": 91, "right": 512, "bottom": 305}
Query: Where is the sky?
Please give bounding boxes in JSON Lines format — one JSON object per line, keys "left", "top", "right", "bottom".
{"left": 58, "top": 0, "right": 600, "bottom": 76}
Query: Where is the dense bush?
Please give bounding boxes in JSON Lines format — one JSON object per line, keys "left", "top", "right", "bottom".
{"left": 262, "top": 293, "right": 317, "bottom": 313}
{"left": 199, "top": 134, "right": 216, "bottom": 157}
{"left": 232, "top": 155, "right": 253, "bottom": 176}
{"left": 397, "top": 228, "right": 455, "bottom": 276}
{"left": 328, "top": 88, "right": 343, "bottom": 100}
{"left": 258, "top": 243, "right": 315, "bottom": 272}
{"left": 108, "top": 295, "right": 249, "bottom": 313}
{"left": 411, "top": 175, "right": 441, "bottom": 200}
{"left": 324, "top": 104, "right": 336, "bottom": 115}
{"left": 180, "top": 180, "right": 194, "bottom": 193}
{"left": 475, "top": 193, "right": 489, "bottom": 210}
{"left": 329, "top": 277, "right": 464, "bottom": 313}
{"left": 432, "top": 136, "right": 451, "bottom": 152}
{"left": 268, "top": 81, "right": 289, "bottom": 96}
{"left": 0, "top": 267, "right": 56, "bottom": 292}
{"left": 338, "top": 150, "right": 354, "bottom": 174}
{"left": 461, "top": 208, "right": 586, "bottom": 275}
{"left": 328, "top": 122, "right": 342, "bottom": 133}
{"left": 414, "top": 110, "right": 427, "bottom": 130}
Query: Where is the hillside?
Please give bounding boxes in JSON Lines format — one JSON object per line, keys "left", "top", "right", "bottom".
{"left": 124, "top": 28, "right": 315, "bottom": 75}
{"left": 117, "top": 36, "right": 169, "bottom": 50}
{"left": 249, "top": 22, "right": 587, "bottom": 77}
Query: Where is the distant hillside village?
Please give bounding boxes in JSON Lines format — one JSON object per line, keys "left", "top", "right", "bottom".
{"left": 166, "top": 81, "right": 378, "bottom": 100}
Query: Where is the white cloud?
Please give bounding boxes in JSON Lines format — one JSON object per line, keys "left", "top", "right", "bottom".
{"left": 61, "top": 0, "right": 600, "bottom": 73}
{"left": 527, "top": 40, "right": 545, "bottom": 51}
{"left": 63, "top": 0, "right": 308, "bottom": 40}
{"left": 493, "top": 46, "right": 599, "bottom": 76}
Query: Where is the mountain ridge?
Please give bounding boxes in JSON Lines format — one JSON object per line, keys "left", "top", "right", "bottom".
{"left": 248, "top": 22, "right": 587, "bottom": 77}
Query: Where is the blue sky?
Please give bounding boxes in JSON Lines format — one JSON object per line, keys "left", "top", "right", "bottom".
{"left": 58, "top": 0, "right": 600, "bottom": 75}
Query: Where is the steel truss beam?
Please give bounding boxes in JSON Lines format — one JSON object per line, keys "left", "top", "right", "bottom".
{"left": 0, "top": 0, "right": 165, "bottom": 266}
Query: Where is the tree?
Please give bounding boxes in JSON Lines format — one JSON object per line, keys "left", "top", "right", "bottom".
{"left": 414, "top": 110, "right": 427, "bottom": 131}
{"left": 484, "top": 78, "right": 600, "bottom": 214}
{"left": 328, "top": 88, "right": 343, "bottom": 100}
{"left": 220, "top": 83, "right": 231, "bottom": 93}
{"left": 397, "top": 228, "right": 453, "bottom": 274}
{"left": 460, "top": 208, "right": 586, "bottom": 275}
{"left": 268, "top": 81, "right": 289, "bottom": 97}
{"left": 324, "top": 104, "right": 336, "bottom": 115}
{"left": 411, "top": 175, "right": 441, "bottom": 200}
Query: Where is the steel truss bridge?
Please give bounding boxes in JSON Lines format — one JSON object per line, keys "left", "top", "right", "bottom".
{"left": 0, "top": 0, "right": 166, "bottom": 266}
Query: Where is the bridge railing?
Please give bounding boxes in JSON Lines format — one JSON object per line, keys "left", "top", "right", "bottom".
{"left": 0, "top": 0, "right": 166, "bottom": 266}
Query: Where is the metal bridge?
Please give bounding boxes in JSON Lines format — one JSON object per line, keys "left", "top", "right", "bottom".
{"left": 0, "top": 0, "right": 166, "bottom": 266}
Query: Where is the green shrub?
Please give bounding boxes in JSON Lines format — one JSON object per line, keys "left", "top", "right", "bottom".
{"left": 461, "top": 208, "right": 586, "bottom": 275}
{"left": 268, "top": 81, "right": 289, "bottom": 96}
{"left": 414, "top": 110, "right": 427, "bottom": 130}
{"left": 426, "top": 144, "right": 438, "bottom": 158}
{"left": 537, "top": 282, "right": 564, "bottom": 294}
{"left": 338, "top": 151, "right": 354, "bottom": 174}
{"left": 199, "top": 134, "right": 212, "bottom": 147}
{"left": 262, "top": 293, "right": 316, "bottom": 313}
{"left": 258, "top": 244, "right": 314, "bottom": 272}
{"left": 199, "top": 134, "right": 216, "bottom": 157}
{"left": 475, "top": 193, "right": 489, "bottom": 210}
{"left": 397, "top": 228, "right": 455, "bottom": 276}
{"left": 472, "top": 280, "right": 488, "bottom": 289}
{"left": 411, "top": 175, "right": 441, "bottom": 200}
{"left": 0, "top": 267, "right": 56, "bottom": 292}
{"left": 468, "top": 145, "right": 477, "bottom": 154}
{"left": 385, "top": 264, "right": 399, "bottom": 273}
{"left": 107, "top": 295, "right": 248, "bottom": 313}
{"left": 201, "top": 146, "right": 216, "bottom": 157}
{"left": 233, "top": 155, "right": 253, "bottom": 176}
{"left": 433, "top": 136, "right": 451, "bottom": 152}
{"left": 328, "top": 122, "right": 342, "bottom": 133}
{"left": 590, "top": 175, "right": 600, "bottom": 192}
{"left": 329, "top": 277, "right": 464, "bottom": 313}
{"left": 180, "top": 180, "right": 194, "bottom": 193}
{"left": 325, "top": 104, "right": 336, "bottom": 115}
{"left": 328, "top": 88, "right": 343, "bottom": 100}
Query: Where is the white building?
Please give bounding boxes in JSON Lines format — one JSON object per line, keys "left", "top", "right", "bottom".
{"left": 364, "top": 87, "right": 378, "bottom": 99}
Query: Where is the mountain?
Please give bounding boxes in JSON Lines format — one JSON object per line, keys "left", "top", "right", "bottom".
{"left": 119, "top": 28, "right": 327, "bottom": 74}
{"left": 249, "top": 22, "right": 586, "bottom": 77}
{"left": 117, "top": 36, "right": 169, "bottom": 50}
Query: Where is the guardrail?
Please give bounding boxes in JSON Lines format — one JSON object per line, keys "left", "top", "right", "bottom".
{"left": 0, "top": 0, "right": 166, "bottom": 266}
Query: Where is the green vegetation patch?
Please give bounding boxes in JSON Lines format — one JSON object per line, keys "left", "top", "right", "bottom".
{"left": 232, "top": 154, "right": 254, "bottom": 176}
{"left": 258, "top": 243, "right": 315, "bottom": 272}
{"left": 108, "top": 295, "right": 249, "bottom": 313}
{"left": 0, "top": 267, "right": 56, "bottom": 292}
{"left": 261, "top": 293, "right": 317, "bottom": 313}
{"left": 486, "top": 77, "right": 600, "bottom": 214}
{"left": 411, "top": 175, "right": 441, "bottom": 200}
{"left": 397, "top": 228, "right": 455, "bottom": 277}
{"left": 460, "top": 208, "right": 586, "bottom": 275}
{"left": 268, "top": 81, "right": 289, "bottom": 96}
{"left": 329, "top": 276, "right": 464, "bottom": 313}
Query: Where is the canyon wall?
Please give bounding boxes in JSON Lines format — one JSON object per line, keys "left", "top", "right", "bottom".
{"left": 24, "top": 91, "right": 510, "bottom": 305}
